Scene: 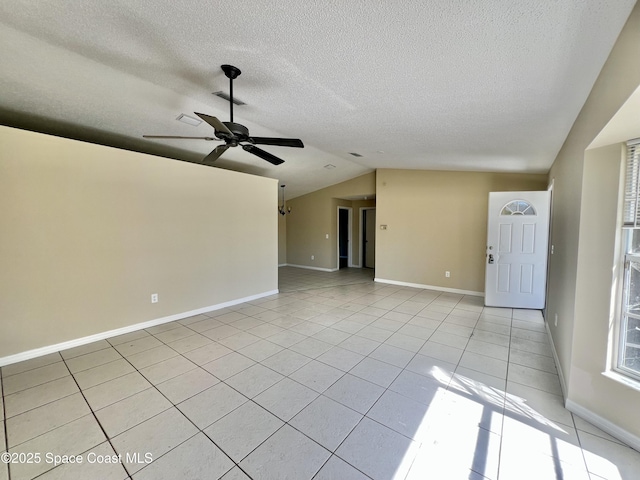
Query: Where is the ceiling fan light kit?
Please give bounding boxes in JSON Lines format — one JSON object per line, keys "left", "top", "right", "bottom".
{"left": 143, "top": 65, "right": 304, "bottom": 166}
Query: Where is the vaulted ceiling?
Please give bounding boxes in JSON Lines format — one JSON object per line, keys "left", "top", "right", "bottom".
{"left": 0, "top": 1, "right": 636, "bottom": 198}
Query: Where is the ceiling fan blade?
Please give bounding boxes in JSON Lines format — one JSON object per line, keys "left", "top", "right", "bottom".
{"left": 242, "top": 144, "right": 285, "bottom": 165}
{"left": 202, "top": 144, "right": 229, "bottom": 165}
{"left": 250, "top": 137, "right": 304, "bottom": 148}
{"left": 143, "top": 135, "right": 216, "bottom": 140}
{"left": 194, "top": 112, "right": 233, "bottom": 136}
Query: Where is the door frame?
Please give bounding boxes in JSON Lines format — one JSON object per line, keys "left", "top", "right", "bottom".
{"left": 543, "top": 179, "right": 554, "bottom": 320}
{"left": 337, "top": 206, "right": 353, "bottom": 270}
{"left": 360, "top": 207, "right": 376, "bottom": 269}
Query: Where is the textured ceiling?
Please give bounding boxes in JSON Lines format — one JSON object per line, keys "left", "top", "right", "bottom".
{"left": 0, "top": 1, "right": 636, "bottom": 198}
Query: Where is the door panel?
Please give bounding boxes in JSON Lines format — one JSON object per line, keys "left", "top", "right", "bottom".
{"left": 520, "top": 264, "right": 534, "bottom": 293}
{"left": 499, "top": 224, "right": 512, "bottom": 253}
{"left": 485, "top": 191, "right": 550, "bottom": 308}
{"left": 497, "top": 264, "right": 510, "bottom": 292}
{"left": 522, "top": 224, "right": 535, "bottom": 253}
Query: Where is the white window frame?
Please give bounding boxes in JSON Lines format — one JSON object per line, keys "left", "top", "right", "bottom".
{"left": 617, "top": 139, "right": 640, "bottom": 381}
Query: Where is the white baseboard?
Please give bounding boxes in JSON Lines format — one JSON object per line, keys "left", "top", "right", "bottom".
{"left": 374, "top": 278, "right": 483, "bottom": 297}
{"left": 544, "top": 324, "right": 640, "bottom": 451}
{"left": 566, "top": 399, "right": 640, "bottom": 452}
{"left": 0, "top": 289, "right": 279, "bottom": 367}
{"left": 283, "top": 264, "right": 338, "bottom": 272}
{"left": 545, "top": 320, "right": 567, "bottom": 399}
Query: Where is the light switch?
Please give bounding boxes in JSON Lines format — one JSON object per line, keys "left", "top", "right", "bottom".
{"left": 326, "top": 234, "right": 329, "bottom": 239}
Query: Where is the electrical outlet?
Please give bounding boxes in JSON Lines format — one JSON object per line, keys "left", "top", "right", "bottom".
{"left": 325, "top": 234, "right": 329, "bottom": 239}
{"left": 151, "top": 293, "right": 158, "bottom": 304}
{"left": 311, "top": 255, "right": 314, "bottom": 260}
{"left": 554, "top": 313, "right": 558, "bottom": 327}
{"left": 445, "top": 271, "right": 451, "bottom": 278}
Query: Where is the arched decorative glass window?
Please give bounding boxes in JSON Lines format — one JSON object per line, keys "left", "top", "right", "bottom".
{"left": 501, "top": 200, "right": 536, "bottom": 216}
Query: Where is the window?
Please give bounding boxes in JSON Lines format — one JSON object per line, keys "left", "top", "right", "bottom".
{"left": 619, "top": 139, "right": 640, "bottom": 379}
{"left": 501, "top": 200, "right": 536, "bottom": 216}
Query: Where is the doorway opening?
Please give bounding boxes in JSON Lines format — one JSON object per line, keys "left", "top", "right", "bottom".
{"left": 338, "top": 207, "right": 352, "bottom": 269}
{"left": 361, "top": 207, "right": 376, "bottom": 269}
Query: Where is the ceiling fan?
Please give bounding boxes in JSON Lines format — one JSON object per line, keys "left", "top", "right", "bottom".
{"left": 143, "top": 64, "right": 304, "bottom": 165}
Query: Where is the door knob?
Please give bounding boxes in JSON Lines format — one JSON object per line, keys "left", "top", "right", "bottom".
{"left": 488, "top": 254, "right": 494, "bottom": 264}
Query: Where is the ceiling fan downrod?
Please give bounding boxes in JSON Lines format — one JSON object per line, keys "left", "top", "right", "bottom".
{"left": 221, "top": 64, "right": 241, "bottom": 123}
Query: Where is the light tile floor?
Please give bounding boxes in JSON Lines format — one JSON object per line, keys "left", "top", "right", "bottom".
{"left": 278, "top": 266, "right": 375, "bottom": 292}
{"left": 2, "top": 267, "right": 640, "bottom": 479}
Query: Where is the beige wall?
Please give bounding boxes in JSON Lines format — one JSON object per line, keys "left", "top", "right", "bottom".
{"left": 569, "top": 143, "right": 640, "bottom": 434}
{"left": 545, "top": 3, "right": 640, "bottom": 441}
{"left": 278, "top": 213, "right": 287, "bottom": 265}
{"left": 286, "top": 172, "right": 376, "bottom": 269}
{"left": 375, "top": 169, "right": 547, "bottom": 293}
{"left": 0, "top": 126, "right": 277, "bottom": 358}
{"left": 546, "top": 1, "right": 640, "bottom": 434}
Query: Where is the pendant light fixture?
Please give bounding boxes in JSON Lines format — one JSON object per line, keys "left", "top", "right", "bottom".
{"left": 279, "top": 184, "right": 291, "bottom": 215}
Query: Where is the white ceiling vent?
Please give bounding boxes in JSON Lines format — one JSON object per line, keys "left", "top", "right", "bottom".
{"left": 212, "top": 91, "right": 246, "bottom": 106}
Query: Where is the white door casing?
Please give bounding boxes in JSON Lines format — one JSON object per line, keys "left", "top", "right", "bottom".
{"left": 485, "top": 191, "right": 551, "bottom": 309}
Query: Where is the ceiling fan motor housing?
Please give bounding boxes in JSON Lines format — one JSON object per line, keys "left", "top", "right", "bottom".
{"left": 218, "top": 122, "right": 250, "bottom": 144}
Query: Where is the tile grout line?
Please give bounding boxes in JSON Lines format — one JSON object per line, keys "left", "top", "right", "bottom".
{"left": 495, "top": 309, "right": 515, "bottom": 480}
{"left": 5, "top": 354, "right": 130, "bottom": 479}
{"left": 357, "top": 294, "right": 483, "bottom": 476}
{"left": 200, "top": 293, "right": 541, "bottom": 476}
{"left": 195, "top": 286, "right": 434, "bottom": 478}
{"left": 570, "top": 406, "right": 594, "bottom": 478}
{"left": 107, "top": 330, "right": 259, "bottom": 479}
{"left": 139, "top": 292, "right": 509, "bottom": 479}
{"left": 1, "top": 386, "right": 79, "bottom": 438}
{"left": 59, "top": 353, "right": 135, "bottom": 480}
{"left": 306, "top": 291, "right": 468, "bottom": 478}
{"left": 429, "top": 295, "right": 489, "bottom": 480}
{"left": 1, "top": 370, "right": 11, "bottom": 480}
{"left": 3, "top": 342, "right": 246, "bottom": 480}
{"left": 180, "top": 326, "right": 376, "bottom": 480}
{"left": 281, "top": 355, "right": 392, "bottom": 479}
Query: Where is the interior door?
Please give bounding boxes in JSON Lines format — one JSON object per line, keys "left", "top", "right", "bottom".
{"left": 485, "top": 191, "right": 550, "bottom": 309}
{"left": 364, "top": 208, "right": 376, "bottom": 268}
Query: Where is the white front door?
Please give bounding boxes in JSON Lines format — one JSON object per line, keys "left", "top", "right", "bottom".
{"left": 485, "top": 191, "right": 550, "bottom": 309}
